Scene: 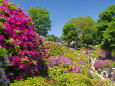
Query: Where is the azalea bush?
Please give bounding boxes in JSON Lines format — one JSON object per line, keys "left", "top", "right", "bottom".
{"left": 91, "top": 45, "right": 103, "bottom": 58}
{"left": 62, "top": 46, "right": 89, "bottom": 69}
{"left": 44, "top": 41, "right": 89, "bottom": 65}
{"left": 63, "top": 46, "right": 88, "bottom": 61}
{"left": 62, "top": 46, "right": 78, "bottom": 61}
{"left": 45, "top": 56, "right": 81, "bottom": 78}
{"left": 53, "top": 73, "right": 110, "bottom": 86}
{"left": 0, "top": 0, "right": 47, "bottom": 81}
{"left": 94, "top": 60, "right": 109, "bottom": 69}
{"left": 44, "top": 41, "right": 64, "bottom": 57}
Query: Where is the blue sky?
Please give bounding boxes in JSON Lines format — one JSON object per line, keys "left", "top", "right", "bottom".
{"left": 10, "top": 0, "right": 115, "bottom": 38}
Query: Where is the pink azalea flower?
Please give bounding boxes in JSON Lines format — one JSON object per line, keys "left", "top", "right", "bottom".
{"left": 29, "top": 36, "right": 35, "bottom": 41}
{"left": 36, "top": 35, "right": 40, "bottom": 39}
{"left": 23, "top": 56, "right": 27, "bottom": 60}
{"left": 34, "top": 66, "right": 38, "bottom": 72}
{"left": 20, "top": 51, "right": 25, "bottom": 56}
{"left": 23, "top": 42, "right": 27, "bottom": 46}
{"left": 29, "top": 42, "right": 33, "bottom": 48}
{"left": 16, "top": 48, "right": 19, "bottom": 52}
{"left": 26, "top": 50, "right": 29, "bottom": 54}
{"left": 19, "top": 64, "right": 25, "bottom": 69}
{"left": 0, "top": 35, "right": 4, "bottom": 40}
{"left": 11, "top": 61, "right": 15, "bottom": 66}
{"left": 16, "top": 76, "right": 23, "bottom": 80}
{"left": 12, "top": 56, "right": 21, "bottom": 64}
{"left": 71, "top": 70, "right": 77, "bottom": 73}
{"left": 17, "top": 40, "right": 22, "bottom": 44}
{"left": 29, "top": 60, "right": 32, "bottom": 64}
{"left": 34, "top": 42, "right": 38, "bottom": 46}
{"left": 30, "top": 50, "right": 37, "bottom": 56}
{"left": 17, "top": 8, "right": 23, "bottom": 12}
{"left": 2, "top": 45, "right": 7, "bottom": 48}
{"left": 12, "top": 40, "right": 16, "bottom": 45}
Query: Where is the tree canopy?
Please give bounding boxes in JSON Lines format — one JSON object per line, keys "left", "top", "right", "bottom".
{"left": 96, "top": 5, "right": 115, "bottom": 58}
{"left": 62, "top": 23, "right": 77, "bottom": 46}
{"left": 62, "top": 16, "right": 96, "bottom": 47}
{"left": 47, "top": 36, "right": 57, "bottom": 42}
{"left": 28, "top": 6, "right": 52, "bottom": 36}
{"left": 68, "top": 16, "right": 96, "bottom": 34}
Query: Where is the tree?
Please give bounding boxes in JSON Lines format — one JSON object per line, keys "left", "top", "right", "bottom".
{"left": 96, "top": 5, "right": 115, "bottom": 59}
{"left": 62, "top": 23, "right": 78, "bottom": 46}
{"left": 66, "top": 16, "right": 96, "bottom": 46}
{"left": 28, "top": 7, "right": 52, "bottom": 36}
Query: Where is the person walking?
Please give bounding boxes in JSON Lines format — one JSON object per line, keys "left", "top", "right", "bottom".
{"left": 108, "top": 70, "right": 112, "bottom": 80}
{"left": 98, "top": 68, "right": 101, "bottom": 74}
{"left": 103, "top": 70, "right": 106, "bottom": 76}
{"left": 88, "top": 49, "right": 92, "bottom": 62}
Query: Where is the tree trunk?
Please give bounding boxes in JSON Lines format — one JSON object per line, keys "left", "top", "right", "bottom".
{"left": 105, "top": 47, "right": 112, "bottom": 59}
{"left": 75, "top": 41, "right": 78, "bottom": 49}
{"left": 67, "top": 41, "right": 70, "bottom": 47}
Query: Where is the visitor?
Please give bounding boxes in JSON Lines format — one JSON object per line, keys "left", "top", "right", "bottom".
{"left": 88, "top": 49, "right": 92, "bottom": 62}
{"left": 88, "top": 50, "right": 91, "bottom": 57}
{"left": 98, "top": 68, "right": 101, "bottom": 74}
{"left": 108, "top": 70, "right": 112, "bottom": 80}
{"left": 103, "top": 70, "right": 106, "bottom": 76}
{"left": 88, "top": 57, "right": 91, "bottom": 62}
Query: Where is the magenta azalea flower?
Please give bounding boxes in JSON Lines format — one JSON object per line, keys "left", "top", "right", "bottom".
{"left": 47, "top": 56, "right": 80, "bottom": 73}
{"left": 16, "top": 76, "right": 23, "bottom": 80}
{"left": 0, "top": 35, "right": 4, "bottom": 40}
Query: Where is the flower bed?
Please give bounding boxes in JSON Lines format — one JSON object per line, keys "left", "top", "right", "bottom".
{"left": 94, "top": 60, "right": 109, "bottom": 69}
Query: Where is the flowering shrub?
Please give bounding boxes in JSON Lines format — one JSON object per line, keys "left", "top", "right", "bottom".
{"left": 9, "top": 46, "right": 111, "bottom": 86}
{"left": 90, "top": 45, "right": 103, "bottom": 58}
{"left": 63, "top": 46, "right": 89, "bottom": 63}
{"left": 44, "top": 41, "right": 64, "bottom": 57}
{"left": 53, "top": 73, "right": 111, "bottom": 86}
{"left": 94, "top": 60, "right": 109, "bottom": 69}
{"left": 0, "top": 48, "right": 10, "bottom": 86}
{"left": 10, "top": 76, "right": 47, "bottom": 86}
{"left": 10, "top": 73, "right": 111, "bottom": 86}
{"left": 0, "top": 0, "right": 47, "bottom": 81}
{"left": 46, "top": 56, "right": 81, "bottom": 78}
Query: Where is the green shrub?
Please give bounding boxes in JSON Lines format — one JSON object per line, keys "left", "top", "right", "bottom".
{"left": 44, "top": 41, "right": 64, "bottom": 57}
{"left": 10, "top": 72, "right": 111, "bottom": 86}
{"left": 9, "top": 76, "right": 47, "bottom": 86}
{"left": 47, "top": 36, "right": 57, "bottom": 42}
{"left": 91, "top": 45, "right": 103, "bottom": 58}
